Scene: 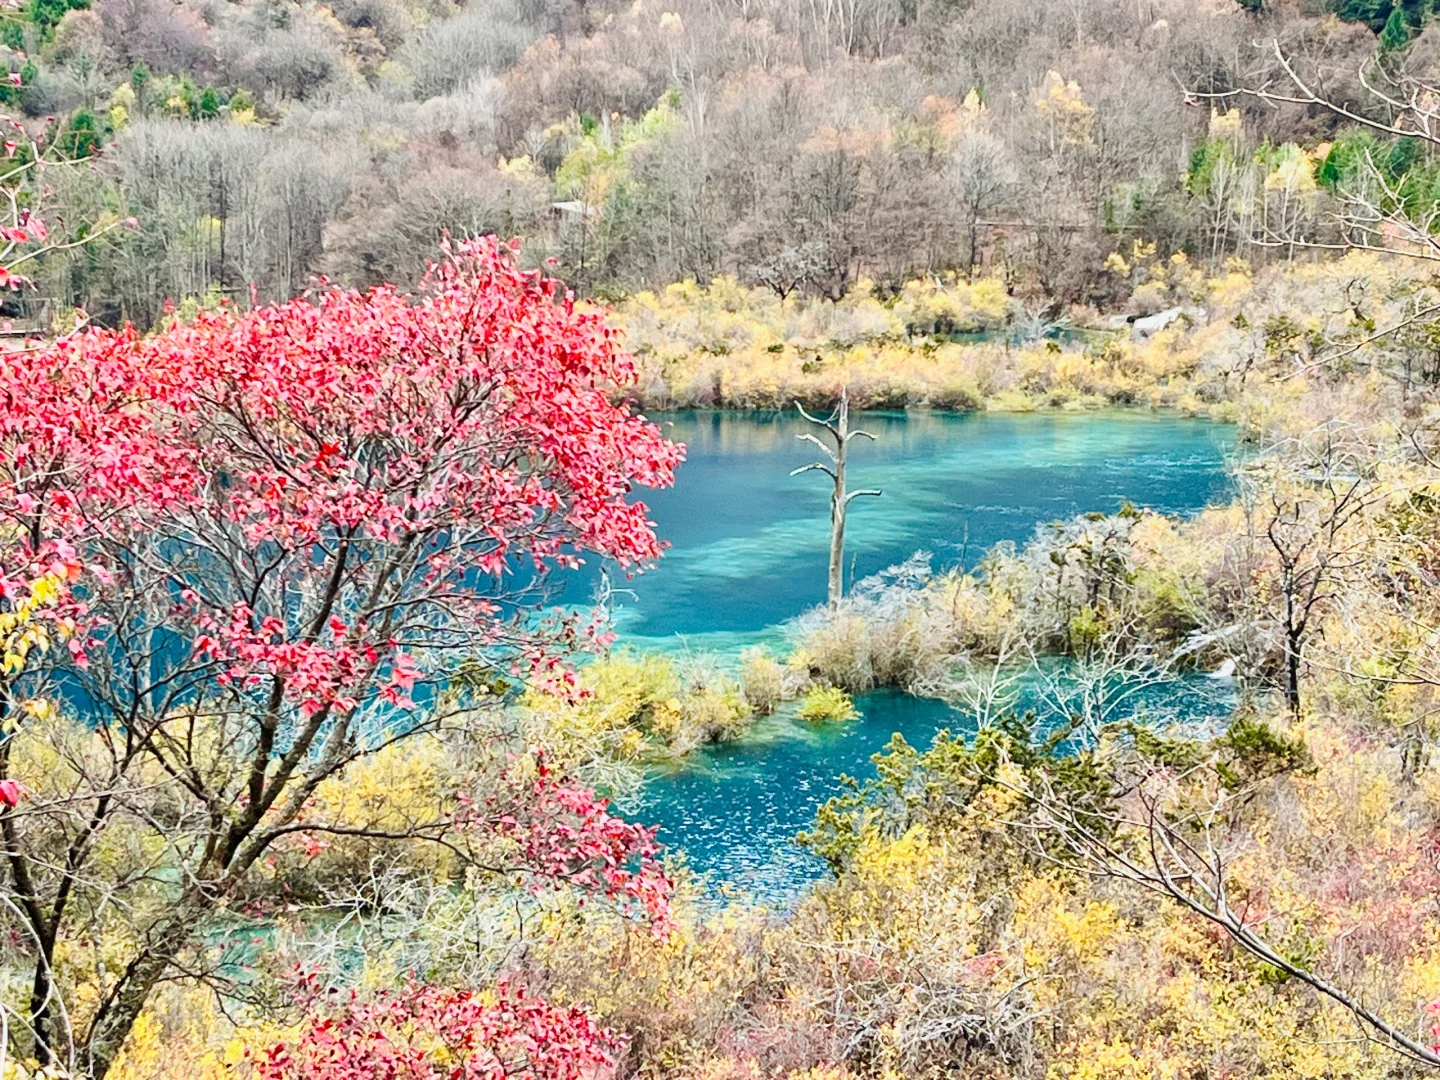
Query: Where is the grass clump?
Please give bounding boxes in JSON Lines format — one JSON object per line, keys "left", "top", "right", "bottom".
{"left": 521, "top": 650, "right": 754, "bottom": 782}
{"left": 739, "top": 646, "right": 788, "bottom": 714}
{"left": 798, "top": 685, "right": 859, "bottom": 723}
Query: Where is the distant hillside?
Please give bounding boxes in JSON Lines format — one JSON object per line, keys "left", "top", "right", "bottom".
{"left": 1, "top": 0, "right": 1431, "bottom": 324}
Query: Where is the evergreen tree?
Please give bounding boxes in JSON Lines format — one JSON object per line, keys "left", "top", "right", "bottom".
{"left": 1381, "top": 5, "right": 1411, "bottom": 49}
{"left": 129, "top": 62, "right": 150, "bottom": 114}
{"left": 58, "top": 109, "right": 102, "bottom": 159}
{"left": 1331, "top": 0, "right": 1395, "bottom": 32}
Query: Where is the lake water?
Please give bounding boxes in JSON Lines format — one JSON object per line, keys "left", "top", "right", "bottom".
{"left": 571, "top": 409, "right": 1236, "bottom": 901}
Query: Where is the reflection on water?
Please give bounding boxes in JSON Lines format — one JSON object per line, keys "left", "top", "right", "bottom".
{"left": 582, "top": 409, "right": 1236, "bottom": 901}
{"left": 560, "top": 409, "right": 1234, "bottom": 643}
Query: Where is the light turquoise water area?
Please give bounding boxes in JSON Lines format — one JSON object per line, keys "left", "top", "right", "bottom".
{"left": 562, "top": 409, "right": 1236, "bottom": 900}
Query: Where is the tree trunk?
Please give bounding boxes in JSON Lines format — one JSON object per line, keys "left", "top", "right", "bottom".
{"left": 792, "top": 388, "right": 880, "bottom": 613}
{"left": 85, "top": 896, "right": 208, "bottom": 1080}
{"left": 828, "top": 456, "right": 846, "bottom": 610}
{"left": 1285, "top": 632, "right": 1302, "bottom": 718}
{"left": 28, "top": 933, "right": 56, "bottom": 1065}
{"left": 966, "top": 208, "right": 980, "bottom": 281}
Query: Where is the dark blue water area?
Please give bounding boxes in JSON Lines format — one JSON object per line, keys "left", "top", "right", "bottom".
{"left": 634, "top": 678, "right": 1233, "bottom": 905}
{"left": 555, "top": 409, "right": 1236, "bottom": 902}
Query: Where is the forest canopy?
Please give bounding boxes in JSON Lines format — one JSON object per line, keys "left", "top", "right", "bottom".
{"left": 0, "top": 0, "right": 1428, "bottom": 325}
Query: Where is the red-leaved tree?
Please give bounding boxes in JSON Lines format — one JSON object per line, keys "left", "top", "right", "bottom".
{"left": 0, "top": 238, "right": 682, "bottom": 1078}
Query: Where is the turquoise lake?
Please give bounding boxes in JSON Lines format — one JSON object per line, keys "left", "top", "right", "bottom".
{"left": 564, "top": 409, "right": 1236, "bottom": 901}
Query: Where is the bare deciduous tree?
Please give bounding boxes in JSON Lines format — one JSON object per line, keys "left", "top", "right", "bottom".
{"left": 950, "top": 127, "right": 1016, "bottom": 279}
{"left": 1242, "top": 426, "right": 1373, "bottom": 718}
{"left": 1022, "top": 754, "right": 1440, "bottom": 1069}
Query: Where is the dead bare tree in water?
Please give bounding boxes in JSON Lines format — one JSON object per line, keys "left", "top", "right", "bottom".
{"left": 792, "top": 387, "right": 882, "bottom": 610}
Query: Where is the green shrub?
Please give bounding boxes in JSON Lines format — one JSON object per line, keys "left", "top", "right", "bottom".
{"left": 1216, "top": 713, "right": 1313, "bottom": 789}
{"left": 1066, "top": 605, "right": 1107, "bottom": 654}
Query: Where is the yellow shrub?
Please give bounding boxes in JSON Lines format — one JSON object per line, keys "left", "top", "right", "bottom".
{"left": 797, "top": 686, "right": 858, "bottom": 723}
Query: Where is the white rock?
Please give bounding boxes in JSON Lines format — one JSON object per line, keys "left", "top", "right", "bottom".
{"left": 1130, "top": 306, "right": 1185, "bottom": 339}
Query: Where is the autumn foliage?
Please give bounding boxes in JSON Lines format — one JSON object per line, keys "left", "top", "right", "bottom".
{"left": 256, "top": 981, "right": 621, "bottom": 1080}
{"left": 0, "top": 237, "right": 680, "bottom": 1077}
{"left": 2, "top": 234, "right": 682, "bottom": 705}
{"left": 490, "top": 759, "right": 672, "bottom": 928}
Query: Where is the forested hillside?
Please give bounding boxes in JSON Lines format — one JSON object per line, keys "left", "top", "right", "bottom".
{"left": 1, "top": 0, "right": 1432, "bottom": 324}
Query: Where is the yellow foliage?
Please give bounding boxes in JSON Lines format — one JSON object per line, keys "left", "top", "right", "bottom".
{"left": 1012, "top": 876, "right": 1122, "bottom": 980}
{"left": 851, "top": 823, "right": 931, "bottom": 890}
{"left": 1, "top": 569, "right": 75, "bottom": 681}
{"left": 297, "top": 737, "right": 460, "bottom": 882}
{"left": 522, "top": 651, "right": 754, "bottom": 768}
{"left": 604, "top": 252, "right": 1270, "bottom": 415}
{"left": 1035, "top": 70, "right": 1095, "bottom": 144}
{"left": 1209, "top": 106, "right": 1243, "bottom": 142}
{"left": 797, "top": 685, "right": 858, "bottom": 723}
{"left": 105, "top": 983, "right": 291, "bottom": 1080}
